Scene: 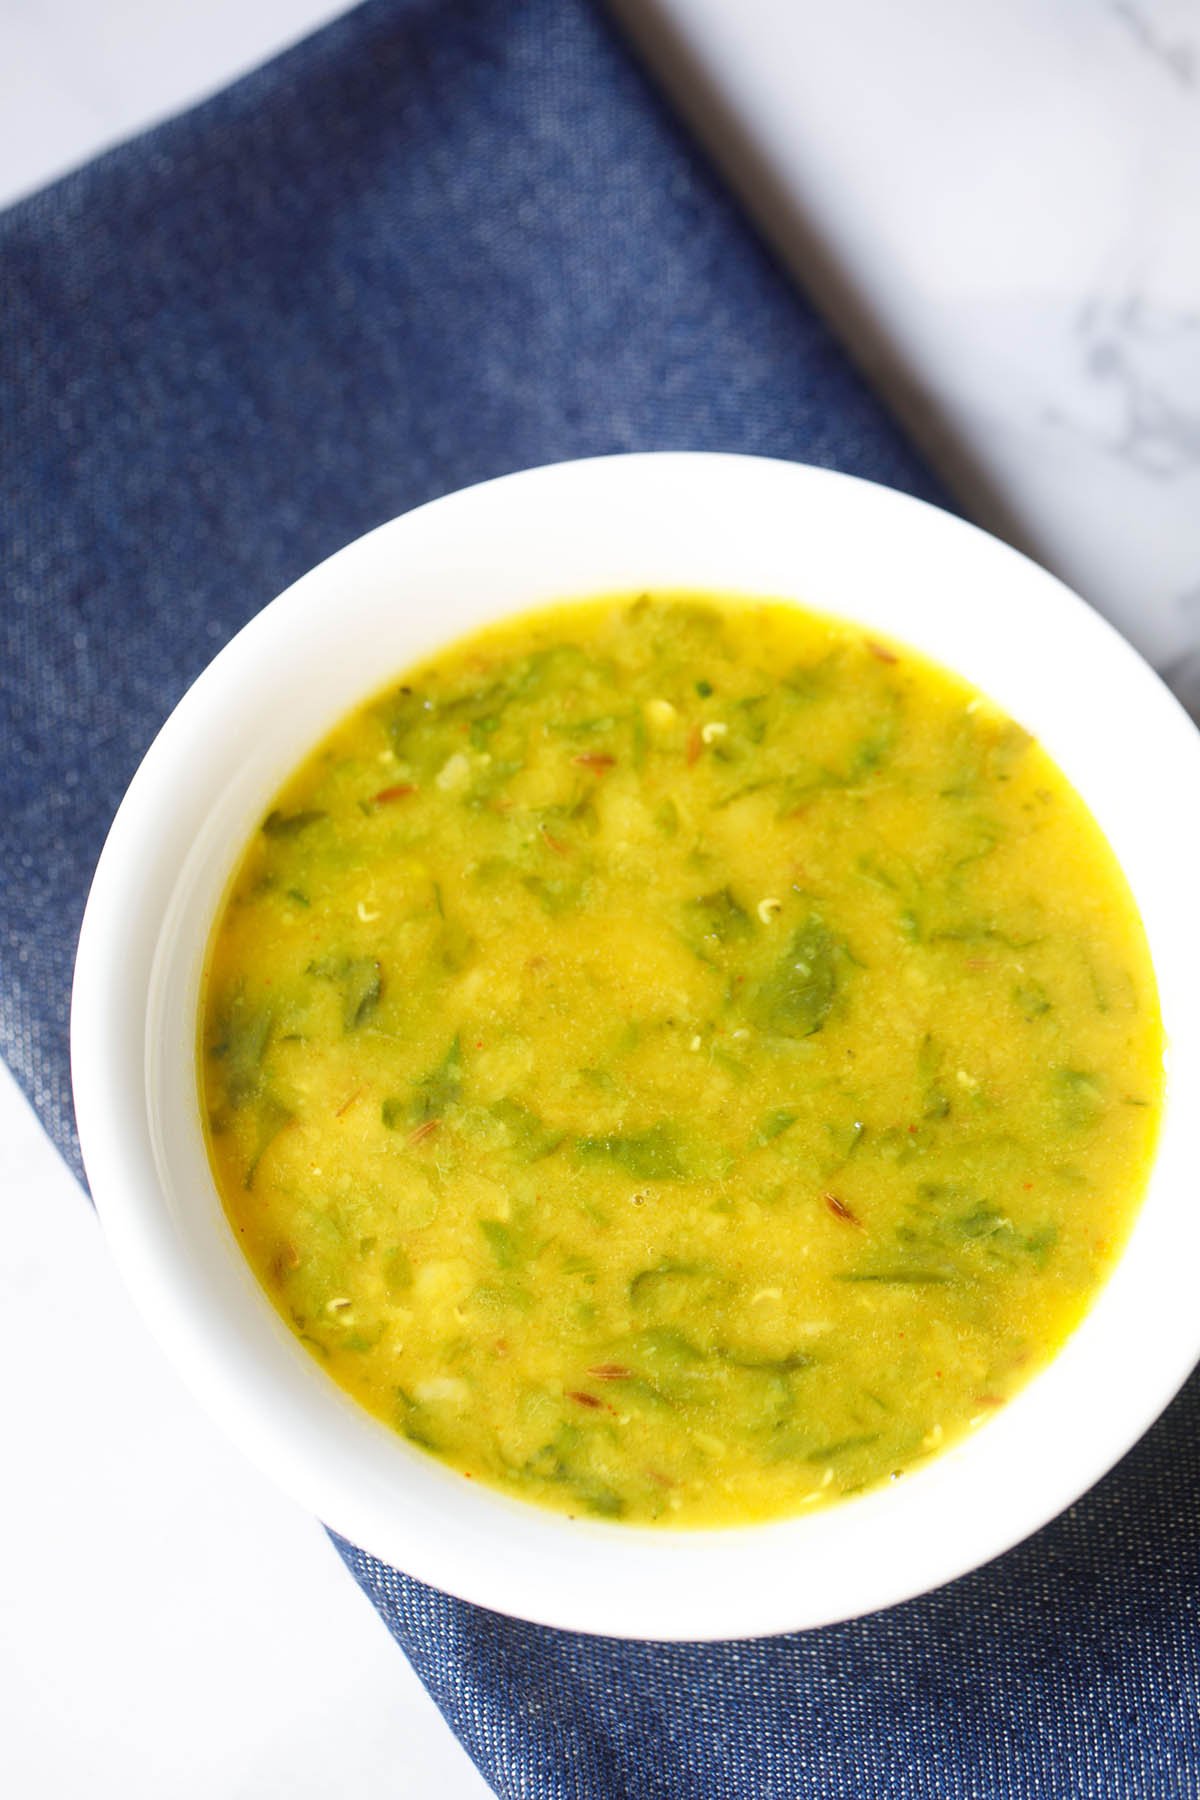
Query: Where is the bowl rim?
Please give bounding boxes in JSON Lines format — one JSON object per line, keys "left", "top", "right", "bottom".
{"left": 71, "top": 450, "right": 1200, "bottom": 1641}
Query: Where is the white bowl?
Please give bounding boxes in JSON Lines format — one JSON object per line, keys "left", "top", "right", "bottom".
{"left": 71, "top": 452, "right": 1200, "bottom": 1641}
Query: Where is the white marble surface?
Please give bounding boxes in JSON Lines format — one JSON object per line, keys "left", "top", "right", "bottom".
{"left": 619, "top": 0, "right": 1200, "bottom": 697}
{"left": 5, "top": 0, "right": 1200, "bottom": 1793}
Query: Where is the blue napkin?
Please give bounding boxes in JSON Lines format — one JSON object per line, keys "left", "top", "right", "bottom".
{"left": 2, "top": 2, "right": 1195, "bottom": 1794}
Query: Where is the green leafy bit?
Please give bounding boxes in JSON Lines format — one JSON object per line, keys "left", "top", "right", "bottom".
{"left": 718, "top": 1347, "right": 813, "bottom": 1374}
{"left": 1052, "top": 1068, "right": 1105, "bottom": 1130}
{"left": 469, "top": 714, "right": 502, "bottom": 750}
{"left": 1014, "top": 979, "right": 1052, "bottom": 1020}
{"left": 480, "top": 1219, "right": 519, "bottom": 1269}
{"left": 823, "top": 1118, "right": 866, "bottom": 1167}
{"left": 523, "top": 873, "right": 584, "bottom": 916}
{"left": 845, "top": 725, "right": 894, "bottom": 781}
{"left": 683, "top": 886, "right": 753, "bottom": 950}
{"left": 754, "top": 1107, "right": 798, "bottom": 1145}
{"left": 518, "top": 1422, "right": 628, "bottom": 1518}
{"left": 746, "top": 918, "right": 840, "bottom": 1038}
{"left": 801, "top": 1433, "right": 881, "bottom": 1463}
{"left": 490, "top": 1097, "right": 565, "bottom": 1162}
{"left": 382, "top": 686, "right": 430, "bottom": 757}
{"left": 261, "top": 808, "right": 326, "bottom": 838}
{"left": 575, "top": 1122, "right": 685, "bottom": 1180}
{"left": 307, "top": 954, "right": 383, "bottom": 1031}
{"left": 394, "top": 1387, "right": 441, "bottom": 1451}
{"left": 382, "top": 1036, "right": 463, "bottom": 1129}
{"left": 630, "top": 1262, "right": 733, "bottom": 1320}
{"left": 209, "top": 994, "right": 273, "bottom": 1107}
{"left": 245, "top": 1095, "right": 293, "bottom": 1188}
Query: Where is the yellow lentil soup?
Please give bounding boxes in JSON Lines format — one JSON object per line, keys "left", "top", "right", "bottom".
{"left": 201, "top": 595, "right": 1162, "bottom": 1527}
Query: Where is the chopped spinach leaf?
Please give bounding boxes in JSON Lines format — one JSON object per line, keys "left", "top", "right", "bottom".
{"left": 576, "top": 1123, "right": 685, "bottom": 1180}
{"left": 746, "top": 918, "right": 840, "bottom": 1038}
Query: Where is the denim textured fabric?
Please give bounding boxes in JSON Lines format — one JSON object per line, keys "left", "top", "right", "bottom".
{"left": 1, "top": 2, "right": 1195, "bottom": 1795}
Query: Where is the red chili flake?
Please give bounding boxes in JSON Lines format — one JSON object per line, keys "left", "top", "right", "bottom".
{"left": 567, "top": 1390, "right": 603, "bottom": 1409}
{"left": 685, "top": 725, "right": 703, "bottom": 766}
{"left": 824, "top": 1191, "right": 862, "bottom": 1228}
{"left": 335, "top": 1087, "right": 362, "bottom": 1118}
{"left": 373, "top": 783, "right": 416, "bottom": 804}
{"left": 973, "top": 1393, "right": 1004, "bottom": 1408}
{"left": 493, "top": 1340, "right": 509, "bottom": 1358}
{"left": 587, "top": 1363, "right": 632, "bottom": 1381}
{"left": 573, "top": 752, "right": 615, "bottom": 771}
{"left": 1022, "top": 1181, "right": 1033, "bottom": 1191}
{"left": 541, "top": 826, "right": 570, "bottom": 854}
{"left": 645, "top": 1468, "right": 676, "bottom": 1489}
{"left": 866, "top": 639, "right": 898, "bottom": 664}
{"left": 407, "top": 1119, "right": 439, "bottom": 1146}
{"left": 907, "top": 1124, "right": 918, "bottom": 1135}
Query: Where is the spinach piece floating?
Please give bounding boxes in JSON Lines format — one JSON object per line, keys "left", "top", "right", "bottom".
{"left": 575, "top": 1122, "right": 685, "bottom": 1180}
{"left": 382, "top": 1036, "right": 463, "bottom": 1130}
{"left": 523, "top": 873, "right": 584, "bottom": 916}
{"left": 394, "top": 1386, "right": 441, "bottom": 1451}
{"left": 307, "top": 954, "right": 382, "bottom": 1031}
{"left": 579, "top": 1484, "right": 626, "bottom": 1519}
{"left": 630, "top": 1262, "right": 733, "bottom": 1321}
{"left": 801, "top": 1432, "right": 881, "bottom": 1463}
{"left": 746, "top": 918, "right": 840, "bottom": 1038}
{"left": 413, "top": 1035, "right": 463, "bottom": 1119}
{"left": 382, "top": 1247, "right": 413, "bottom": 1294}
{"left": 717, "top": 1346, "right": 813, "bottom": 1374}
{"left": 683, "top": 886, "right": 753, "bottom": 951}
{"left": 754, "top": 1107, "right": 798, "bottom": 1145}
{"left": 382, "top": 685, "right": 430, "bottom": 757}
{"left": 845, "top": 725, "right": 895, "bottom": 781}
{"left": 948, "top": 1206, "right": 1059, "bottom": 1270}
{"left": 490, "top": 1097, "right": 565, "bottom": 1162}
{"left": 261, "top": 808, "right": 326, "bottom": 838}
{"left": 1052, "top": 1068, "right": 1105, "bottom": 1130}
{"left": 822, "top": 1117, "right": 867, "bottom": 1171}
{"left": 209, "top": 993, "right": 274, "bottom": 1107}
{"left": 244, "top": 1095, "right": 293, "bottom": 1189}
{"left": 479, "top": 1219, "right": 519, "bottom": 1270}
{"left": 1013, "top": 979, "right": 1053, "bottom": 1020}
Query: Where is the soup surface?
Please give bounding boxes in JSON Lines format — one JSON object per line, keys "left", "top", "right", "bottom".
{"left": 202, "top": 595, "right": 1162, "bottom": 1526}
